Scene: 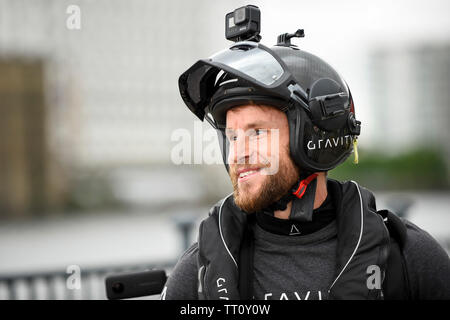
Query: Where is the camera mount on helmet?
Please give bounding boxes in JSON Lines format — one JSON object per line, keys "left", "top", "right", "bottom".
{"left": 277, "top": 29, "right": 305, "bottom": 47}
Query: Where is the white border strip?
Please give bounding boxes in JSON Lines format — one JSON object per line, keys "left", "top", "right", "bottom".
{"left": 219, "top": 193, "right": 238, "bottom": 268}
{"left": 329, "top": 180, "right": 364, "bottom": 291}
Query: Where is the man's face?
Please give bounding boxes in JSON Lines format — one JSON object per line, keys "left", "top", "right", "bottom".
{"left": 226, "top": 104, "right": 299, "bottom": 213}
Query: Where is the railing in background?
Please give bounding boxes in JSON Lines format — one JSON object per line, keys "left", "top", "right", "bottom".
{"left": 1, "top": 203, "right": 448, "bottom": 299}
{"left": 0, "top": 211, "right": 197, "bottom": 300}
{"left": 0, "top": 260, "right": 176, "bottom": 300}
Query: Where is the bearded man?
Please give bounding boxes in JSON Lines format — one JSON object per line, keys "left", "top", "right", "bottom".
{"left": 162, "top": 18, "right": 450, "bottom": 300}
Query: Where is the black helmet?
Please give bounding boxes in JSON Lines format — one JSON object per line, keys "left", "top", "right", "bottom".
{"left": 179, "top": 40, "right": 361, "bottom": 173}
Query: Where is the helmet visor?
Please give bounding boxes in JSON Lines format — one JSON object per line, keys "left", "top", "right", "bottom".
{"left": 179, "top": 41, "right": 307, "bottom": 122}
{"left": 210, "top": 43, "right": 284, "bottom": 86}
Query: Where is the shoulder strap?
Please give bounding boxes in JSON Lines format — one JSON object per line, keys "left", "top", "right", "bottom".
{"left": 238, "top": 215, "right": 255, "bottom": 300}
{"left": 377, "top": 209, "right": 411, "bottom": 300}
{"left": 378, "top": 209, "right": 407, "bottom": 249}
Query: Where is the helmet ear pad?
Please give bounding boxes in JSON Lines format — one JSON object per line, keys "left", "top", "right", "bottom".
{"left": 287, "top": 106, "right": 310, "bottom": 172}
{"left": 287, "top": 105, "right": 354, "bottom": 172}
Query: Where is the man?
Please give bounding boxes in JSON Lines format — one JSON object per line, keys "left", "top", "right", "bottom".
{"left": 162, "top": 27, "right": 450, "bottom": 300}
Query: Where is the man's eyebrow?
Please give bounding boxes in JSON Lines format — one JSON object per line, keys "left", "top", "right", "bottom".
{"left": 226, "top": 120, "right": 273, "bottom": 132}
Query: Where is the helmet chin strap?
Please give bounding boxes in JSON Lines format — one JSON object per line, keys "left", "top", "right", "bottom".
{"left": 266, "top": 172, "right": 318, "bottom": 222}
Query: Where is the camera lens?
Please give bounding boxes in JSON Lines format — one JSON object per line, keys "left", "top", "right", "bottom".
{"left": 112, "top": 282, "right": 124, "bottom": 294}
{"left": 234, "top": 7, "right": 246, "bottom": 24}
{"left": 228, "top": 16, "right": 235, "bottom": 28}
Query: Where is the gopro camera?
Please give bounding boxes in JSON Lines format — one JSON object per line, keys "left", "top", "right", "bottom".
{"left": 105, "top": 270, "right": 167, "bottom": 300}
{"left": 225, "top": 5, "right": 261, "bottom": 42}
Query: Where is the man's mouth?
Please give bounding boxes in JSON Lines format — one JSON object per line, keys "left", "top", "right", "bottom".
{"left": 237, "top": 167, "right": 262, "bottom": 181}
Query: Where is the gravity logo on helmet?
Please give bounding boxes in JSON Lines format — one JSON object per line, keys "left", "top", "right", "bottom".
{"left": 307, "top": 135, "right": 354, "bottom": 150}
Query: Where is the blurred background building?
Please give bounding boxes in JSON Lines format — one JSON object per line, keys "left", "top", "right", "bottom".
{"left": 370, "top": 44, "right": 450, "bottom": 160}
{"left": 0, "top": 59, "right": 67, "bottom": 218}
{"left": 0, "top": 0, "right": 449, "bottom": 299}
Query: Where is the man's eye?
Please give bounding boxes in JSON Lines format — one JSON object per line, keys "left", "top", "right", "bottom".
{"left": 255, "top": 129, "right": 267, "bottom": 136}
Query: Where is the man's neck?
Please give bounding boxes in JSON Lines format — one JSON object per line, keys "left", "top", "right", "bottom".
{"left": 274, "top": 173, "right": 328, "bottom": 220}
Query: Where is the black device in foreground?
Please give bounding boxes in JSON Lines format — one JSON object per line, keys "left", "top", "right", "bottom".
{"left": 225, "top": 5, "right": 261, "bottom": 42}
{"left": 105, "top": 270, "right": 167, "bottom": 300}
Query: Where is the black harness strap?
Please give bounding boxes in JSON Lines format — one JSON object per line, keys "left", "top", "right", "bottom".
{"left": 238, "top": 215, "right": 255, "bottom": 300}
{"left": 378, "top": 209, "right": 412, "bottom": 300}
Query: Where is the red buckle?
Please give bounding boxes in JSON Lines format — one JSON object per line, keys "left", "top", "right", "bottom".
{"left": 292, "top": 174, "right": 318, "bottom": 199}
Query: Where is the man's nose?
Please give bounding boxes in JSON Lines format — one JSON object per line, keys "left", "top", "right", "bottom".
{"left": 229, "top": 134, "right": 255, "bottom": 165}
